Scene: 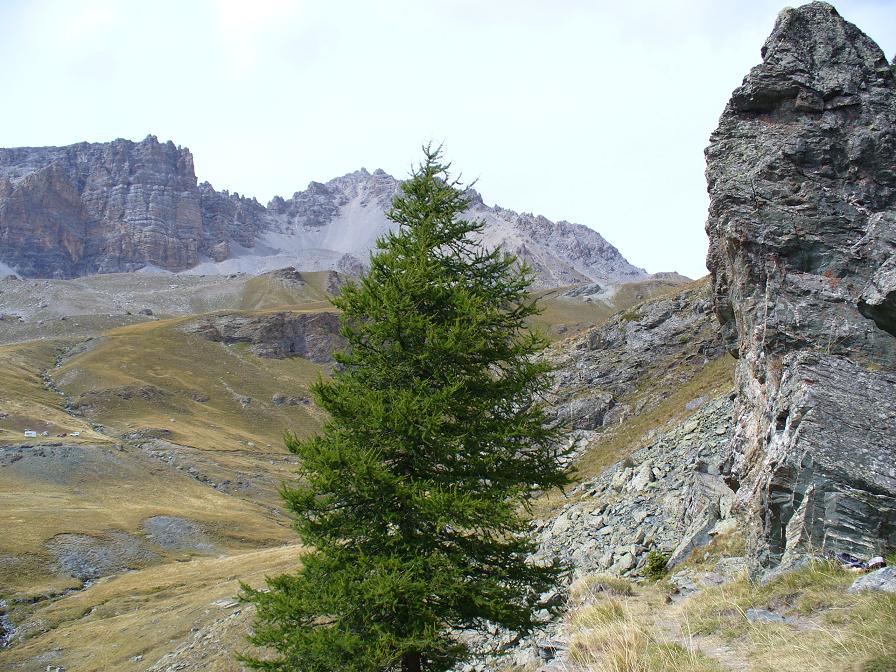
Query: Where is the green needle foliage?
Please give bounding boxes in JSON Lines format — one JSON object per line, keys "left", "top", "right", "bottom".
{"left": 240, "top": 146, "right": 572, "bottom": 672}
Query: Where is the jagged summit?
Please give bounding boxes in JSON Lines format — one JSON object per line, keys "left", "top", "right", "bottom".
{"left": 0, "top": 138, "right": 646, "bottom": 287}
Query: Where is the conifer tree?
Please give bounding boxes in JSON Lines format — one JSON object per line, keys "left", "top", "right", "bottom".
{"left": 241, "top": 146, "right": 571, "bottom": 672}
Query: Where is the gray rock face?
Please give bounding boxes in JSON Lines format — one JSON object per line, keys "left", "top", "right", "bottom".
{"left": 705, "top": 2, "right": 896, "bottom": 569}
{"left": 0, "top": 141, "right": 646, "bottom": 287}
{"left": 532, "top": 281, "right": 735, "bottom": 581}
{"left": 848, "top": 566, "right": 896, "bottom": 593}
{"left": 0, "top": 135, "right": 206, "bottom": 277}
{"left": 198, "top": 182, "right": 268, "bottom": 252}
{"left": 180, "top": 310, "right": 345, "bottom": 362}
{"left": 549, "top": 281, "right": 726, "bottom": 446}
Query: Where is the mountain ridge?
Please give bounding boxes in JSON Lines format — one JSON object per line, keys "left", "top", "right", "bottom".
{"left": 0, "top": 137, "right": 648, "bottom": 287}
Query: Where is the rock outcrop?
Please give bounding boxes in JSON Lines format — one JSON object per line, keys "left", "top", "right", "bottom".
{"left": 705, "top": 2, "right": 896, "bottom": 570}
{"left": 179, "top": 310, "right": 344, "bottom": 363}
{"left": 0, "top": 136, "right": 207, "bottom": 277}
{"left": 535, "top": 280, "right": 732, "bottom": 579}
{"left": 549, "top": 280, "right": 726, "bottom": 444}
{"left": 0, "top": 141, "right": 646, "bottom": 287}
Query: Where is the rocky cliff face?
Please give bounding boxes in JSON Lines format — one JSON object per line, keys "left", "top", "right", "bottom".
{"left": 0, "top": 136, "right": 205, "bottom": 277}
{"left": 179, "top": 310, "right": 344, "bottom": 363}
{"left": 526, "top": 280, "right": 733, "bottom": 579}
{"left": 0, "top": 142, "right": 645, "bottom": 287}
{"left": 706, "top": 1, "right": 896, "bottom": 570}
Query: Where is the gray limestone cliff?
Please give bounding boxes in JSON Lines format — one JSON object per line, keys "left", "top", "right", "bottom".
{"left": 0, "top": 136, "right": 205, "bottom": 277}
{"left": 705, "top": 1, "right": 896, "bottom": 570}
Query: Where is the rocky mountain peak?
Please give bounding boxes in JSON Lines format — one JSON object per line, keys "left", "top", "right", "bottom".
{"left": 726, "top": 2, "right": 894, "bottom": 117}
{"left": 706, "top": 0, "right": 896, "bottom": 570}
{"left": 0, "top": 140, "right": 647, "bottom": 286}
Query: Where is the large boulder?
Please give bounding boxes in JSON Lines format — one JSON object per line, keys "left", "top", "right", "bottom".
{"left": 706, "top": 2, "right": 896, "bottom": 569}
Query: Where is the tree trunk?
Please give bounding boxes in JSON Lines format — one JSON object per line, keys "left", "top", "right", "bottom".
{"left": 401, "top": 652, "right": 422, "bottom": 672}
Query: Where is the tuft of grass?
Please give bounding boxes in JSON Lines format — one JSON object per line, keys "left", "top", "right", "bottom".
{"left": 644, "top": 642, "right": 727, "bottom": 672}
{"left": 576, "top": 598, "right": 628, "bottom": 628}
{"left": 677, "top": 530, "right": 746, "bottom": 572}
{"left": 860, "top": 653, "right": 896, "bottom": 672}
{"left": 571, "top": 575, "right": 636, "bottom": 602}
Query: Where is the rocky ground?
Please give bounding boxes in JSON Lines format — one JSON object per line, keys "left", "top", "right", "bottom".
{"left": 536, "top": 395, "right": 735, "bottom": 581}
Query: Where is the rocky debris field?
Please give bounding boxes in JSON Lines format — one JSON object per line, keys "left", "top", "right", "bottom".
{"left": 535, "top": 395, "right": 735, "bottom": 580}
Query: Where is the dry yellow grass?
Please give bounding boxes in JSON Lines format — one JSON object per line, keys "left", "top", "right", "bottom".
{"left": 0, "top": 341, "right": 106, "bottom": 444}
{"left": 51, "top": 313, "right": 330, "bottom": 452}
{"left": 680, "top": 561, "right": 896, "bottom": 672}
{"left": 239, "top": 270, "right": 336, "bottom": 310}
{"left": 567, "top": 576, "right": 725, "bottom": 672}
{"left": 0, "top": 316, "right": 323, "bottom": 598}
{"left": 0, "top": 441, "right": 294, "bottom": 595}
{"left": 0, "top": 544, "right": 304, "bottom": 672}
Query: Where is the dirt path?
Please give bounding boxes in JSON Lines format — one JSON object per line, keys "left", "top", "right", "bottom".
{"left": 655, "top": 614, "right": 752, "bottom": 672}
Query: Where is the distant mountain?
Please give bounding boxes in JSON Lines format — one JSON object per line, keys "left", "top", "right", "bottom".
{"left": 0, "top": 136, "right": 647, "bottom": 287}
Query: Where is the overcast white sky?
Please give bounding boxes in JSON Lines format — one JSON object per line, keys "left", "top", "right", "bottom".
{"left": 1, "top": 1, "right": 893, "bottom": 278}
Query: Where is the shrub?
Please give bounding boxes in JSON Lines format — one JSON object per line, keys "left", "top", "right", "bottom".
{"left": 643, "top": 551, "right": 669, "bottom": 581}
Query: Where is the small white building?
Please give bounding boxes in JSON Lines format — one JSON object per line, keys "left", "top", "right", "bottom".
{"left": 24, "top": 430, "right": 37, "bottom": 438}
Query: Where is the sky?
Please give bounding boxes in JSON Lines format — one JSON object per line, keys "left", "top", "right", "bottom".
{"left": 0, "top": 1, "right": 893, "bottom": 278}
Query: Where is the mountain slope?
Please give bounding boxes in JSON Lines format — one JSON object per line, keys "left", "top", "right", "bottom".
{"left": 0, "top": 141, "right": 646, "bottom": 287}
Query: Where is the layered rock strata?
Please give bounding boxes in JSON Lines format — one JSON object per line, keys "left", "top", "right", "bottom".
{"left": 705, "top": 1, "right": 896, "bottom": 569}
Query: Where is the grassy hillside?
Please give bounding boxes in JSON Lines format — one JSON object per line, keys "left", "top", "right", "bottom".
{"left": 0, "top": 545, "right": 303, "bottom": 672}
{"left": 0, "top": 273, "right": 726, "bottom": 671}
{"left": 533, "top": 276, "right": 691, "bottom": 341}
{"left": 0, "top": 341, "right": 104, "bottom": 443}
{"left": 51, "top": 315, "right": 329, "bottom": 452}
{"left": 0, "top": 442, "right": 294, "bottom": 596}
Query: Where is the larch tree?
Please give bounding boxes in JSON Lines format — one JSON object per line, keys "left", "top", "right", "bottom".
{"left": 240, "top": 146, "right": 571, "bottom": 672}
